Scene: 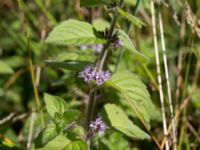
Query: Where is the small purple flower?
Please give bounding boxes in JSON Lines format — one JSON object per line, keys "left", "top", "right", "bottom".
{"left": 80, "top": 44, "right": 103, "bottom": 53}
{"left": 95, "top": 70, "right": 110, "bottom": 85}
{"left": 114, "top": 39, "right": 123, "bottom": 48}
{"left": 90, "top": 117, "right": 106, "bottom": 134}
{"left": 78, "top": 66, "right": 110, "bottom": 85}
{"left": 78, "top": 66, "right": 95, "bottom": 83}
{"left": 91, "top": 44, "right": 103, "bottom": 53}
{"left": 80, "top": 45, "right": 88, "bottom": 50}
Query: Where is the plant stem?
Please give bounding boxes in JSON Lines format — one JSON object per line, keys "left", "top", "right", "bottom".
{"left": 17, "top": 0, "right": 45, "bottom": 129}
{"left": 150, "top": 1, "right": 169, "bottom": 149}
{"left": 85, "top": 88, "right": 96, "bottom": 131}
{"left": 85, "top": 0, "right": 125, "bottom": 147}
{"left": 29, "top": 58, "right": 45, "bottom": 128}
{"left": 97, "top": 15, "right": 119, "bottom": 71}
{"left": 86, "top": 14, "right": 119, "bottom": 132}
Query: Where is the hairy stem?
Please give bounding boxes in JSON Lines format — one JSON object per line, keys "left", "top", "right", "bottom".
{"left": 86, "top": 14, "right": 119, "bottom": 132}
{"left": 97, "top": 15, "right": 118, "bottom": 71}
{"left": 86, "top": 88, "right": 96, "bottom": 131}
{"left": 85, "top": 0, "right": 125, "bottom": 147}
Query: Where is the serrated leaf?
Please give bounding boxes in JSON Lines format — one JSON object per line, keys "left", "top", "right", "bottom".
{"left": 34, "top": 123, "right": 59, "bottom": 148}
{"left": 103, "top": 104, "right": 149, "bottom": 139}
{"left": 80, "top": 0, "right": 110, "bottom": 7}
{"left": 46, "top": 19, "right": 106, "bottom": 46}
{"left": 44, "top": 93, "right": 67, "bottom": 120}
{"left": 63, "top": 140, "right": 87, "bottom": 150}
{"left": 106, "top": 72, "right": 161, "bottom": 129}
{"left": 45, "top": 60, "right": 92, "bottom": 71}
{"left": 0, "top": 60, "right": 14, "bottom": 74}
{"left": 117, "top": 8, "right": 146, "bottom": 28}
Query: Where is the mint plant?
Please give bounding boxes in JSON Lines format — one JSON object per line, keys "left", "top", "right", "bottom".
{"left": 1, "top": 0, "right": 200, "bottom": 150}
{"left": 32, "top": 0, "right": 160, "bottom": 149}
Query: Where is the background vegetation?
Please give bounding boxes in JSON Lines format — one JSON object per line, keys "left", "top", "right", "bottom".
{"left": 0, "top": 0, "right": 200, "bottom": 150}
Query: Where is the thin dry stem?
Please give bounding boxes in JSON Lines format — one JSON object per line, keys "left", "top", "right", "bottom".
{"left": 4, "top": 68, "right": 27, "bottom": 90}
{"left": 186, "top": 121, "right": 200, "bottom": 143}
{"left": 158, "top": 3, "right": 177, "bottom": 149}
{"left": 27, "top": 112, "right": 36, "bottom": 149}
{"left": 35, "top": 66, "right": 42, "bottom": 87}
{"left": 175, "top": 50, "right": 184, "bottom": 111}
{"left": 150, "top": 1, "right": 169, "bottom": 149}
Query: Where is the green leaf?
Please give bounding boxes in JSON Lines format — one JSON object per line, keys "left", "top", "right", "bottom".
{"left": 191, "top": 88, "right": 200, "bottom": 108}
{"left": 44, "top": 93, "right": 67, "bottom": 119}
{"left": 63, "top": 140, "right": 87, "bottom": 150}
{"left": 46, "top": 19, "right": 106, "bottom": 46}
{"left": 3, "top": 56, "right": 24, "bottom": 69}
{"left": 80, "top": 0, "right": 110, "bottom": 7}
{"left": 92, "top": 18, "right": 110, "bottom": 31}
{"left": 124, "top": 0, "right": 137, "bottom": 6}
{"left": 54, "top": 110, "right": 80, "bottom": 128}
{"left": 118, "top": 30, "right": 148, "bottom": 62}
{"left": 0, "top": 60, "right": 14, "bottom": 74}
{"left": 99, "top": 132, "right": 134, "bottom": 150}
{"left": 117, "top": 8, "right": 145, "bottom": 28}
{"left": 34, "top": 123, "right": 59, "bottom": 148}
{"left": 45, "top": 60, "right": 92, "bottom": 71}
{"left": 32, "top": 134, "right": 70, "bottom": 150}
{"left": 0, "top": 145, "right": 25, "bottom": 150}
{"left": 103, "top": 104, "right": 149, "bottom": 139}
{"left": 62, "top": 110, "right": 80, "bottom": 124}
{"left": 106, "top": 71, "right": 161, "bottom": 129}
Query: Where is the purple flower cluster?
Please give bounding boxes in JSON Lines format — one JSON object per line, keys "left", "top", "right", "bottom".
{"left": 90, "top": 117, "right": 106, "bottom": 134}
{"left": 80, "top": 44, "right": 103, "bottom": 53}
{"left": 78, "top": 66, "right": 95, "bottom": 83}
{"left": 95, "top": 70, "right": 110, "bottom": 85}
{"left": 78, "top": 66, "right": 110, "bottom": 85}
{"left": 114, "top": 39, "right": 123, "bottom": 48}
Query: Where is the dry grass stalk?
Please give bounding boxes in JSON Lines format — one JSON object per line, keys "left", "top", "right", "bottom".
{"left": 150, "top": 1, "right": 169, "bottom": 149}
{"left": 158, "top": 3, "right": 177, "bottom": 149}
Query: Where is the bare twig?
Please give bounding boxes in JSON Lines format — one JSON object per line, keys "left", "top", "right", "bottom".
{"left": 27, "top": 112, "right": 36, "bottom": 149}
{"left": 0, "top": 112, "right": 29, "bottom": 126}
{"left": 158, "top": 2, "right": 177, "bottom": 149}
{"left": 35, "top": 66, "right": 42, "bottom": 87}
{"left": 150, "top": 1, "right": 169, "bottom": 149}
{"left": 175, "top": 50, "right": 184, "bottom": 111}
{"left": 4, "top": 68, "right": 28, "bottom": 90}
{"left": 0, "top": 113, "right": 16, "bottom": 125}
{"left": 186, "top": 121, "right": 200, "bottom": 143}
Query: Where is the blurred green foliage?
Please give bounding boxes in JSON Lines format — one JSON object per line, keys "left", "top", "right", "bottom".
{"left": 0, "top": 0, "right": 200, "bottom": 150}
